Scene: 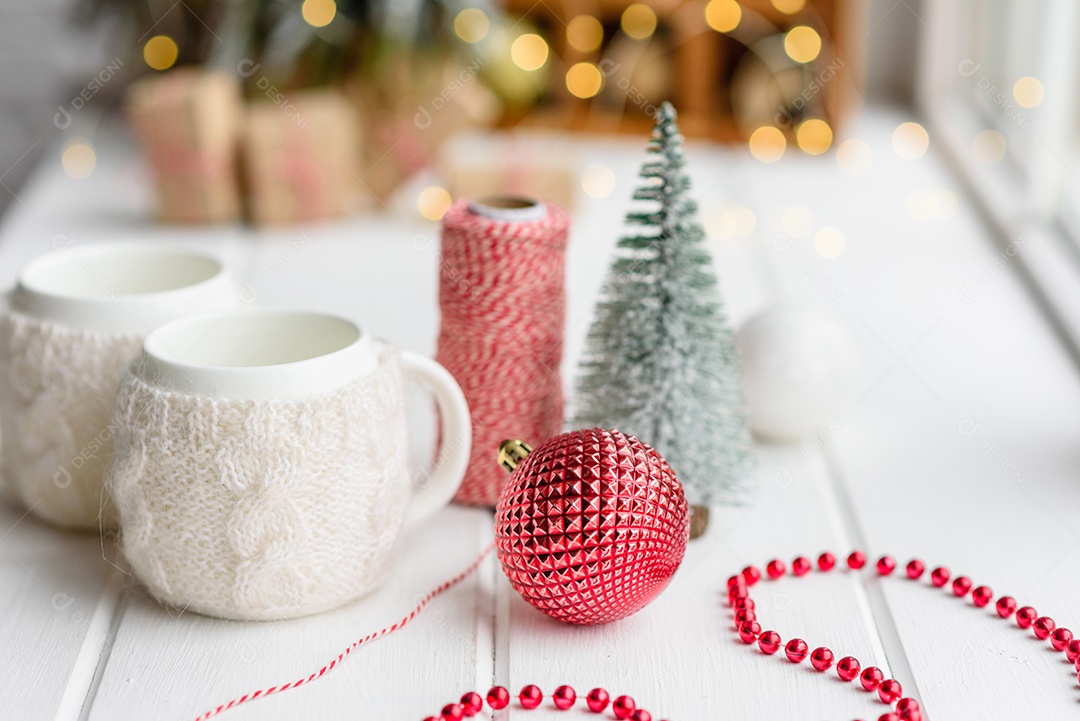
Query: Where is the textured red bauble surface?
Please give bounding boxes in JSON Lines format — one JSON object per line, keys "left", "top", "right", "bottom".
{"left": 494, "top": 429, "right": 690, "bottom": 626}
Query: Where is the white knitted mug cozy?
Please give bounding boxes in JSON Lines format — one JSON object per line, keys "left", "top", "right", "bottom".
{"left": 0, "top": 244, "right": 238, "bottom": 531}
{"left": 0, "top": 308, "right": 141, "bottom": 529}
{"left": 108, "top": 310, "right": 471, "bottom": 621}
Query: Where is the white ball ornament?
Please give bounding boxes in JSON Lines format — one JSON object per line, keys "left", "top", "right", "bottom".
{"left": 736, "top": 305, "right": 860, "bottom": 442}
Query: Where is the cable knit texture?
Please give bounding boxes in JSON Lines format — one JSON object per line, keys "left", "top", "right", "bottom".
{"left": 109, "top": 347, "right": 411, "bottom": 621}
{"left": 0, "top": 307, "right": 142, "bottom": 530}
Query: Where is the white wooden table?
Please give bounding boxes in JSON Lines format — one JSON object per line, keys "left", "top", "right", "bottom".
{"left": 2, "top": 107, "right": 1079, "bottom": 720}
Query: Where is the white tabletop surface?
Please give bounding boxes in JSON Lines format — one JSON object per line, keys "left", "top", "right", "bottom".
{"left": 1, "top": 106, "right": 1079, "bottom": 721}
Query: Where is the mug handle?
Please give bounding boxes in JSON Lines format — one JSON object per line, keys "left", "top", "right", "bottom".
{"left": 400, "top": 351, "right": 471, "bottom": 527}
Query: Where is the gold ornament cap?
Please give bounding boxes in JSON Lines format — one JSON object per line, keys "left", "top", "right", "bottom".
{"left": 497, "top": 439, "right": 533, "bottom": 472}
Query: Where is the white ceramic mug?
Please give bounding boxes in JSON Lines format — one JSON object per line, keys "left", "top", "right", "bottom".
{"left": 0, "top": 243, "right": 238, "bottom": 529}
{"left": 109, "top": 309, "right": 471, "bottom": 621}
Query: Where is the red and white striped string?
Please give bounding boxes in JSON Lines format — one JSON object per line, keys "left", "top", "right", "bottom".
{"left": 436, "top": 198, "right": 569, "bottom": 507}
{"left": 191, "top": 544, "right": 494, "bottom": 721}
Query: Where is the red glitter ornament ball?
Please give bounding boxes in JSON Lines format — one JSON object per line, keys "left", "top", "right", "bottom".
{"left": 494, "top": 429, "right": 690, "bottom": 626}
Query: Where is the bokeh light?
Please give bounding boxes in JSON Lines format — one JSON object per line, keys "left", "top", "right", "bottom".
{"left": 836, "top": 138, "right": 873, "bottom": 175}
{"left": 1013, "top": 76, "right": 1044, "bottom": 109}
{"left": 814, "top": 226, "right": 845, "bottom": 258}
{"left": 301, "top": 0, "right": 336, "bottom": 28}
{"left": 566, "top": 62, "right": 603, "bottom": 98}
{"left": 905, "top": 189, "right": 940, "bottom": 222}
{"left": 748, "top": 126, "right": 786, "bottom": 163}
{"left": 511, "top": 33, "right": 549, "bottom": 71}
{"left": 705, "top": 0, "right": 741, "bottom": 33}
{"left": 582, "top": 164, "right": 617, "bottom": 198}
{"left": 972, "top": 129, "right": 1006, "bottom": 164}
{"left": 892, "top": 122, "right": 929, "bottom": 160}
{"left": 772, "top": 0, "right": 807, "bottom": 13}
{"left": 784, "top": 26, "right": 821, "bottom": 63}
{"left": 143, "top": 35, "right": 178, "bottom": 71}
{"left": 454, "top": 8, "right": 490, "bottom": 43}
{"left": 567, "top": 15, "right": 604, "bottom": 52}
{"left": 781, "top": 206, "right": 814, "bottom": 238}
{"left": 418, "top": 186, "right": 452, "bottom": 221}
{"left": 796, "top": 118, "right": 833, "bottom": 155}
{"left": 621, "top": 4, "right": 658, "bottom": 40}
{"left": 706, "top": 204, "right": 757, "bottom": 239}
{"left": 61, "top": 139, "right": 96, "bottom": 180}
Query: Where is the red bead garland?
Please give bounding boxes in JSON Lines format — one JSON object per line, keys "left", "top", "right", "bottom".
{"left": 811, "top": 646, "right": 835, "bottom": 672}
{"left": 837, "top": 655, "right": 861, "bottom": 682}
{"left": 718, "top": 548, "right": 1080, "bottom": 721}
{"left": 424, "top": 685, "right": 671, "bottom": 721}
{"left": 421, "top": 548, "right": 1079, "bottom": 721}
{"left": 785, "top": 638, "right": 809, "bottom": 663}
{"left": 519, "top": 685, "right": 543, "bottom": 710}
{"left": 587, "top": 687, "right": 611, "bottom": 712}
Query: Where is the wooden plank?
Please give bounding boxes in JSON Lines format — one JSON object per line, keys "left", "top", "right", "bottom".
{"left": 500, "top": 447, "right": 899, "bottom": 719}
{"left": 87, "top": 506, "right": 492, "bottom": 721}
{"left": 0, "top": 500, "right": 123, "bottom": 721}
{"left": 757, "top": 108, "right": 1080, "bottom": 717}
{"left": 0, "top": 130, "right": 252, "bottom": 721}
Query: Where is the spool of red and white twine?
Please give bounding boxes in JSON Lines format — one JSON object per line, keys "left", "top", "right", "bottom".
{"left": 436, "top": 197, "right": 569, "bottom": 506}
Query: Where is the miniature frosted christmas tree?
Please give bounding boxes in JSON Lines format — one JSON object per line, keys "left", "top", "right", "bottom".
{"left": 573, "top": 101, "right": 753, "bottom": 532}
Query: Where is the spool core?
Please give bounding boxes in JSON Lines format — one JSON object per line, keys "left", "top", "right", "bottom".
{"left": 468, "top": 195, "right": 547, "bottom": 222}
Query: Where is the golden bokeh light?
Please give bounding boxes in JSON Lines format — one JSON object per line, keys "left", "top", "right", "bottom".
{"left": 511, "top": 33, "right": 549, "bottom": 71}
{"left": 892, "top": 122, "right": 929, "bottom": 160}
{"left": 836, "top": 138, "right": 873, "bottom": 175}
{"left": 814, "top": 226, "right": 845, "bottom": 258}
{"left": 796, "top": 118, "right": 833, "bottom": 155}
{"left": 454, "top": 8, "right": 490, "bottom": 43}
{"left": 566, "top": 62, "right": 604, "bottom": 98}
{"left": 938, "top": 188, "right": 958, "bottom": 217}
{"left": 705, "top": 0, "right": 741, "bottom": 33}
{"left": 905, "top": 189, "right": 940, "bottom": 222}
{"left": 706, "top": 204, "right": 757, "bottom": 239}
{"left": 784, "top": 25, "right": 821, "bottom": 64}
{"left": 567, "top": 15, "right": 604, "bottom": 52}
{"left": 143, "top": 35, "right": 178, "bottom": 71}
{"left": 62, "top": 139, "right": 96, "bottom": 180}
{"left": 621, "top": 4, "right": 658, "bottom": 40}
{"left": 772, "top": 0, "right": 807, "bottom": 13}
{"left": 748, "top": 126, "right": 786, "bottom": 163}
{"left": 418, "top": 186, "right": 453, "bottom": 221}
{"left": 301, "top": 0, "right": 336, "bottom": 28}
{"left": 582, "top": 164, "right": 617, "bottom": 198}
{"left": 972, "top": 129, "right": 1006, "bottom": 164}
{"left": 1013, "top": 76, "right": 1044, "bottom": 109}
{"left": 781, "top": 206, "right": 814, "bottom": 238}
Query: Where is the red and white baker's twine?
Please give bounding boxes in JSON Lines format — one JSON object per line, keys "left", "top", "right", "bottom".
{"left": 436, "top": 199, "right": 569, "bottom": 507}
{"left": 191, "top": 544, "right": 493, "bottom": 721}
